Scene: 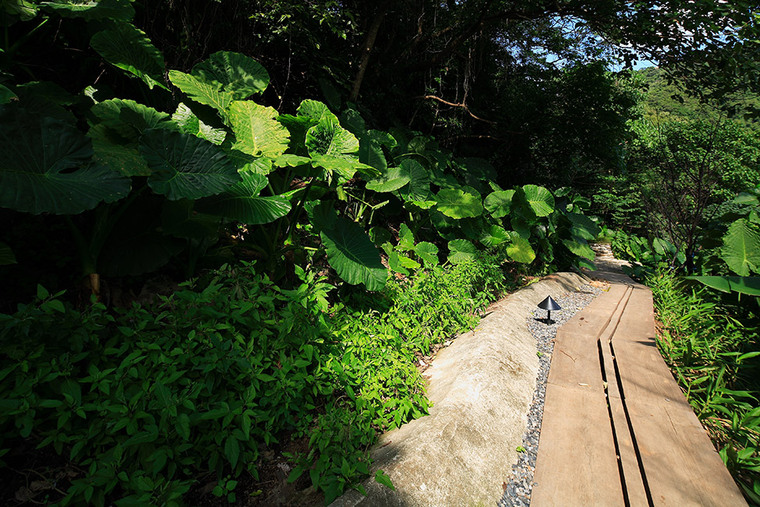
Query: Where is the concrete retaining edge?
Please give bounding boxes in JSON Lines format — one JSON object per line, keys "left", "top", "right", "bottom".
{"left": 330, "top": 272, "right": 590, "bottom": 507}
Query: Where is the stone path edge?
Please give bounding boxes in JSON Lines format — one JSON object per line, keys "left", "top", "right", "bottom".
{"left": 329, "top": 272, "right": 590, "bottom": 507}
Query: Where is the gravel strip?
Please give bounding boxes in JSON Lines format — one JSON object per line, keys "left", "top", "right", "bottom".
{"left": 498, "top": 282, "right": 603, "bottom": 507}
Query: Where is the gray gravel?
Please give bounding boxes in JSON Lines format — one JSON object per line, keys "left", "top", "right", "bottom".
{"left": 498, "top": 282, "right": 603, "bottom": 507}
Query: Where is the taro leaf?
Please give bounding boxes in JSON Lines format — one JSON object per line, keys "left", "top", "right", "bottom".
{"left": 91, "top": 22, "right": 166, "bottom": 90}
{"left": 172, "top": 103, "right": 226, "bottom": 145}
{"left": 398, "top": 223, "right": 415, "bottom": 251}
{"left": 91, "top": 98, "right": 172, "bottom": 140}
{"left": 652, "top": 237, "right": 675, "bottom": 256}
{"left": 398, "top": 253, "right": 420, "bottom": 269}
{"left": 88, "top": 124, "right": 150, "bottom": 176}
{"left": 414, "top": 241, "right": 439, "bottom": 268}
{"left": 0, "top": 242, "right": 16, "bottom": 265}
{"left": 198, "top": 171, "right": 290, "bottom": 225}
{"left": 42, "top": 0, "right": 134, "bottom": 20}
{"left": 311, "top": 155, "right": 376, "bottom": 180}
{"left": 563, "top": 237, "right": 596, "bottom": 261}
{"left": 456, "top": 157, "right": 497, "bottom": 192}
{"left": 320, "top": 217, "right": 387, "bottom": 290}
{"left": 721, "top": 219, "right": 760, "bottom": 276}
{"left": 0, "top": 106, "right": 130, "bottom": 214}
{"left": 193, "top": 51, "right": 269, "bottom": 97}
{"left": 506, "top": 235, "right": 535, "bottom": 264}
{"left": 480, "top": 225, "right": 510, "bottom": 247}
{"left": 140, "top": 128, "right": 240, "bottom": 200}
{"left": 306, "top": 200, "right": 338, "bottom": 231}
{"left": 0, "top": 85, "right": 16, "bottom": 104}
{"left": 566, "top": 212, "right": 600, "bottom": 241}
{"left": 168, "top": 71, "right": 233, "bottom": 117}
{"left": 369, "top": 226, "right": 391, "bottom": 246}
{"left": 340, "top": 108, "right": 366, "bottom": 137}
{"left": 297, "top": 99, "right": 335, "bottom": 123}
{"left": 484, "top": 190, "right": 515, "bottom": 218}
{"left": 359, "top": 136, "right": 387, "bottom": 171}
{"left": 13, "top": 81, "right": 75, "bottom": 121}
{"left": 366, "top": 166, "right": 410, "bottom": 193}
{"left": 229, "top": 101, "right": 290, "bottom": 158}
{"left": 448, "top": 239, "right": 477, "bottom": 264}
{"left": 577, "top": 258, "right": 596, "bottom": 270}
{"left": 274, "top": 154, "right": 311, "bottom": 168}
{"left": 397, "top": 159, "right": 431, "bottom": 203}
{"left": 686, "top": 276, "right": 760, "bottom": 296}
{"left": 306, "top": 114, "right": 359, "bottom": 159}
{"left": 436, "top": 188, "right": 483, "bottom": 219}
{"left": 522, "top": 184, "right": 554, "bottom": 217}
{"left": 3, "top": 0, "right": 37, "bottom": 22}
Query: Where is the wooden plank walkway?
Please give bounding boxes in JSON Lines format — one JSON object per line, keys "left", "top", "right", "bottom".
{"left": 531, "top": 275, "right": 747, "bottom": 507}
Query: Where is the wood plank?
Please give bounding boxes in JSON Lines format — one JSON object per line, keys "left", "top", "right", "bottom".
{"left": 531, "top": 383, "right": 624, "bottom": 507}
{"left": 598, "top": 285, "right": 650, "bottom": 507}
{"left": 533, "top": 285, "right": 630, "bottom": 506}
{"left": 612, "top": 285, "right": 747, "bottom": 507}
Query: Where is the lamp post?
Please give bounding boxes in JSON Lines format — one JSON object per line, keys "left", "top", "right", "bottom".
{"left": 538, "top": 296, "right": 561, "bottom": 324}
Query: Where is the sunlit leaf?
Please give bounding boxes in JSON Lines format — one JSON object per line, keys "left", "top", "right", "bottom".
{"left": 198, "top": 171, "right": 291, "bottom": 225}
{"left": 366, "top": 166, "right": 411, "bottom": 193}
{"left": 193, "top": 51, "right": 269, "bottom": 97}
{"left": 436, "top": 187, "right": 483, "bottom": 219}
{"left": 522, "top": 184, "right": 554, "bottom": 217}
{"left": 172, "top": 103, "right": 226, "bottom": 145}
{"left": 414, "top": 241, "right": 439, "bottom": 267}
{"left": 447, "top": 239, "right": 477, "bottom": 264}
{"left": 721, "top": 219, "right": 760, "bottom": 276}
{"left": 506, "top": 234, "right": 535, "bottom": 263}
{"left": 91, "top": 22, "right": 166, "bottom": 90}
{"left": 228, "top": 101, "right": 290, "bottom": 158}
{"left": 484, "top": 189, "right": 515, "bottom": 218}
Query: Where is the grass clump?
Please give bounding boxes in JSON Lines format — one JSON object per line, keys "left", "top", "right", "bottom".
{"left": 650, "top": 272, "right": 760, "bottom": 504}
{"left": 0, "top": 256, "right": 511, "bottom": 505}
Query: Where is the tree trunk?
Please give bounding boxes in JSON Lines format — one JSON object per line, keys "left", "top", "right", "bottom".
{"left": 349, "top": 2, "right": 389, "bottom": 103}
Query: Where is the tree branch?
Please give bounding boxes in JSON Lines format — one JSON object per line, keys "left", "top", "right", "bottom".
{"left": 417, "top": 94, "right": 496, "bottom": 124}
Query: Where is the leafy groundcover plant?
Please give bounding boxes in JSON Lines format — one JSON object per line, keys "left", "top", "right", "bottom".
{"left": 651, "top": 272, "right": 760, "bottom": 504}
{"left": 0, "top": 256, "right": 512, "bottom": 506}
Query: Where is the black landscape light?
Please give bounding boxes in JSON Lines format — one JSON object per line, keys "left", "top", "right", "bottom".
{"left": 538, "top": 296, "right": 561, "bottom": 324}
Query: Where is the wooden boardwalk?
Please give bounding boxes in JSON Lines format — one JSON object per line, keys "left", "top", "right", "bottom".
{"left": 531, "top": 274, "right": 747, "bottom": 507}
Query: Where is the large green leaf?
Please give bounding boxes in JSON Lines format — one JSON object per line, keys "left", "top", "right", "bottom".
{"left": 435, "top": 188, "right": 483, "bottom": 219}
{"left": 484, "top": 190, "right": 515, "bottom": 218}
{"left": 306, "top": 114, "right": 359, "bottom": 159}
{"left": 721, "top": 219, "right": 760, "bottom": 276}
{"left": 90, "top": 98, "right": 172, "bottom": 140}
{"left": 414, "top": 242, "right": 439, "bottom": 268}
{"left": 168, "top": 71, "right": 233, "bottom": 116}
{"left": 0, "top": 106, "right": 130, "bottom": 214}
{"left": 522, "top": 184, "right": 555, "bottom": 217}
{"left": 563, "top": 237, "right": 596, "bottom": 260}
{"left": 366, "top": 166, "right": 411, "bottom": 193}
{"left": 359, "top": 136, "right": 387, "bottom": 171}
{"left": 88, "top": 124, "right": 150, "bottom": 177}
{"left": 566, "top": 212, "right": 600, "bottom": 241}
{"left": 686, "top": 276, "right": 760, "bottom": 296}
{"left": 397, "top": 159, "right": 431, "bottom": 202}
{"left": 192, "top": 51, "right": 269, "bottom": 97}
{"left": 447, "top": 239, "right": 477, "bottom": 264}
{"left": 198, "top": 171, "right": 291, "bottom": 225}
{"left": 42, "top": 0, "right": 134, "bottom": 20}
{"left": 91, "top": 22, "right": 166, "bottom": 90}
{"left": 297, "top": 99, "right": 335, "bottom": 123}
{"left": 139, "top": 128, "right": 240, "bottom": 200}
{"left": 228, "top": 101, "right": 290, "bottom": 158}
{"left": 480, "top": 225, "right": 510, "bottom": 247}
{"left": 506, "top": 235, "right": 536, "bottom": 263}
{"left": 172, "top": 103, "right": 226, "bottom": 145}
{"left": 321, "top": 217, "right": 387, "bottom": 290}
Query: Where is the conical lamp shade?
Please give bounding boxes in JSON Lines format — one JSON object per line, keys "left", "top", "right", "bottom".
{"left": 538, "top": 296, "right": 561, "bottom": 311}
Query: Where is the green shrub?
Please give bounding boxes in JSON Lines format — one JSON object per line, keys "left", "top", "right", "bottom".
{"left": 0, "top": 256, "right": 510, "bottom": 505}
